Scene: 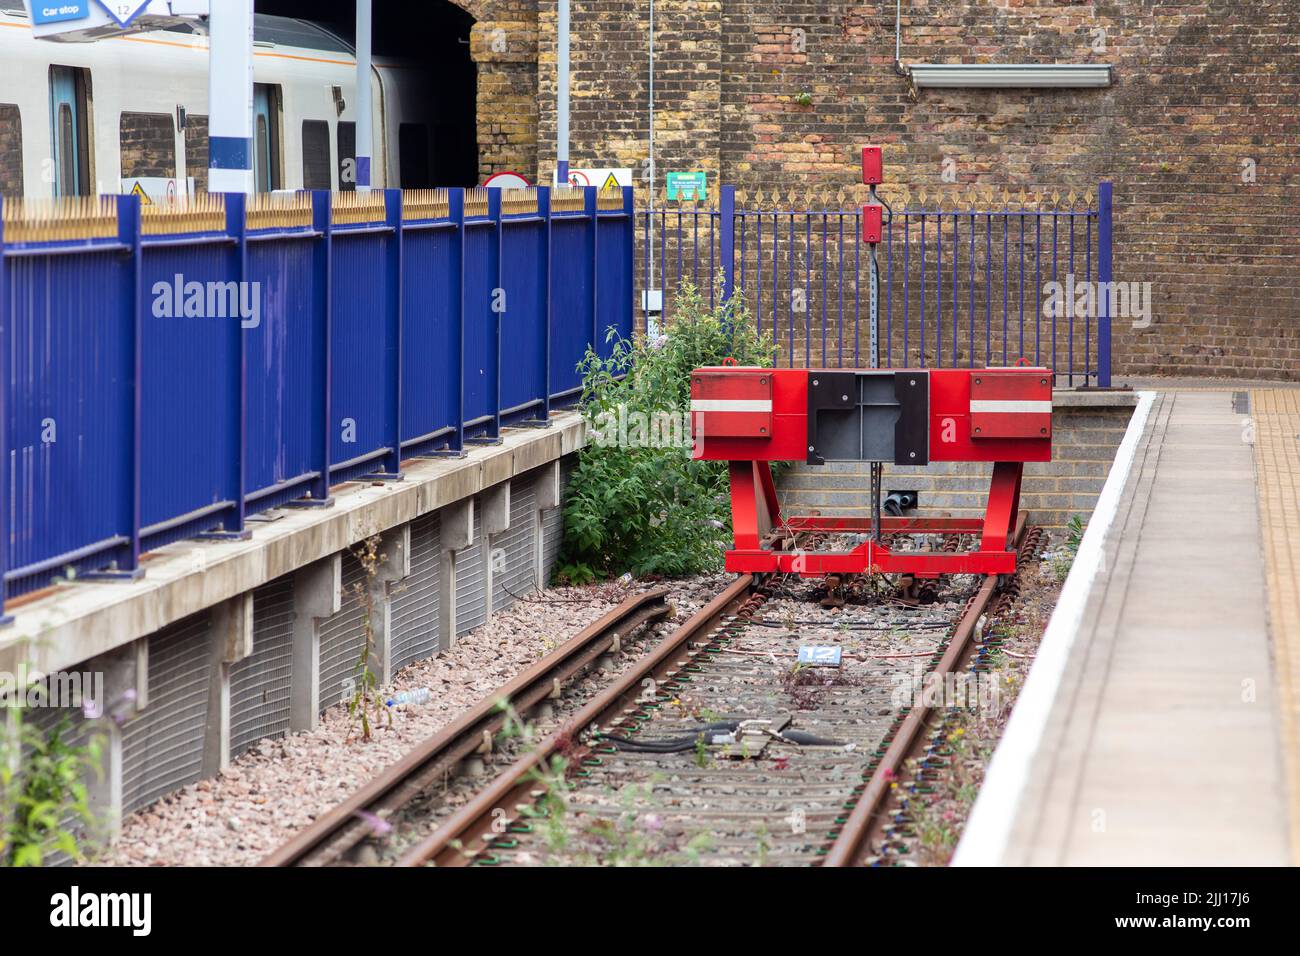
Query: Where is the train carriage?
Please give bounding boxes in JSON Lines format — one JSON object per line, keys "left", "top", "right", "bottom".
{"left": 0, "top": 7, "right": 436, "bottom": 200}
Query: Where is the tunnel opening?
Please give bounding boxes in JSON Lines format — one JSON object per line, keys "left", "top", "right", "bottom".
{"left": 257, "top": 0, "right": 479, "bottom": 187}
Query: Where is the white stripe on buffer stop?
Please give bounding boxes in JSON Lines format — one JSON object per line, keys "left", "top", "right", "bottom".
{"left": 969, "top": 400, "right": 1052, "bottom": 414}
{"left": 690, "top": 399, "right": 773, "bottom": 413}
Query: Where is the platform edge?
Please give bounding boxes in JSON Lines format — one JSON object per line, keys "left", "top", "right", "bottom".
{"left": 952, "top": 389, "right": 1156, "bottom": 867}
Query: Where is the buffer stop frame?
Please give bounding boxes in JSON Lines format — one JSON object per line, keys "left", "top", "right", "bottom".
{"left": 690, "top": 145, "right": 1052, "bottom": 582}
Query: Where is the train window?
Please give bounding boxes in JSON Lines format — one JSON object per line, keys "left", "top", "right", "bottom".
{"left": 336, "top": 121, "right": 355, "bottom": 192}
{"left": 185, "top": 115, "right": 208, "bottom": 194}
{"left": 253, "top": 84, "right": 282, "bottom": 192}
{"left": 399, "top": 123, "right": 432, "bottom": 188}
{"left": 119, "top": 113, "right": 177, "bottom": 183}
{"left": 48, "top": 66, "right": 90, "bottom": 197}
{"left": 1, "top": 103, "right": 23, "bottom": 199}
{"left": 301, "top": 121, "right": 331, "bottom": 190}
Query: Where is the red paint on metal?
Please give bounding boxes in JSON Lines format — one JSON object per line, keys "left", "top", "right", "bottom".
{"left": 970, "top": 370, "right": 1053, "bottom": 439}
{"left": 692, "top": 364, "right": 1053, "bottom": 580}
{"left": 861, "top": 146, "right": 883, "bottom": 185}
{"left": 861, "top": 203, "right": 883, "bottom": 244}
{"left": 690, "top": 367, "right": 774, "bottom": 438}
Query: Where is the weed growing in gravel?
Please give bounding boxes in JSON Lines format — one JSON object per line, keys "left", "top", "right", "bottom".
{"left": 557, "top": 276, "right": 775, "bottom": 581}
{"left": 519, "top": 754, "right": 575, "bottom": 855}
{"left": 906, "top": 785, "right": 960, "bottom": 864}
{"left": 693, "top": 734, "right": 712, "bottom": 770}
{"left": 1051, "top": 515, "right": 1087, "bottom": 581}
{"left": 781, "top": 661, "right": 863, "bottom": 710}
{"left": 754, "top": 822, "right": 772, "bottom": 867}
{"left": 346, "top": 535, "right": 391, "bottom": 742}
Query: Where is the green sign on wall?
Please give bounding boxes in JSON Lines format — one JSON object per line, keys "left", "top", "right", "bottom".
{"left": 666, "top": 171, "right": 707, "bottom": 201}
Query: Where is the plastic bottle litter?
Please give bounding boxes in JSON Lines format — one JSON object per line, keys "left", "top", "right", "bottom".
{"left": 385, "top": 688, "right": 433, "bottom": 707}
{"left": 618, "top": 572, "right": 634, "bottom": 587}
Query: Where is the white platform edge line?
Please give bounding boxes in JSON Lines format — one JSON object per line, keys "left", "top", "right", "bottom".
{"left": 952, "top": 388, "right": 1157, "bottom": 867}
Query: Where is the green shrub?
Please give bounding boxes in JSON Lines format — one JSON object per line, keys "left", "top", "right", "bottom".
{"left": 1, "top": 711, "right": 102, "bottom": 867}
{"left": 556, "top": 280, "right": 775, "bottom": 581}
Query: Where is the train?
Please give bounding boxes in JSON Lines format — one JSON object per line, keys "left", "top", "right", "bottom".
{"left": 0, "top": 7, "right": 438, "bottom": 201}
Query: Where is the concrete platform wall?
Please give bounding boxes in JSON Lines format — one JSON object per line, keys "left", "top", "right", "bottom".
{"left": 1, "top": 417, "right": 581, "bottom": 850}
{"left": 778, "top": 392, "right": 1137, "bottom": 531}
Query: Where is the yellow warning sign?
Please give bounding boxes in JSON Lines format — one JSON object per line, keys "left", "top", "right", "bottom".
{"left": 601, "top": 173, "right": 620, "bottom": 192}
{"left": 129, "top": 181, "right": 153, "bottom": 205}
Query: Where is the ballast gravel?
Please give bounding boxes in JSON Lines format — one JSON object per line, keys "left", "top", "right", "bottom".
{"left": 93, "top": 574, "right": 730, "bottom": 867}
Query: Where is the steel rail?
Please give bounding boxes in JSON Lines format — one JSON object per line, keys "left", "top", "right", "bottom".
{"left": 396, "top": 574, "right": 757, "bottom": 867}
{"left": 821, "top": 516, "right": 1030, "bottom": 866}
{"left": 261, "top": 588, "right": 672, "bottom": 867}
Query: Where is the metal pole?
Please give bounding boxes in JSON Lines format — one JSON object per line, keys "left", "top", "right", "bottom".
{"left": 356, "top": 0, "right": 373, "bottom": 191}
{"left": 893, "top": 0, "right": 909, "bottom": 77}
{"left": 869, "top": 184, "right": 882, "bottom": 545}
{"left": 1097, "top": 181, "right": 1113, "bottom": 387}
{"left": 646, "top": 0, "right": 658, "bottom": 336}
{"left": 557, "top": 0, "right": 570, "bottom": 184}
{"left": 207, "top": 0, "right": 254, "bottom": 194}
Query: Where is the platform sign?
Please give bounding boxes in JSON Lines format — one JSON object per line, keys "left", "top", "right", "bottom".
{"left": 483, "top": 171, "right": 532, "bottom": 190}
{"left": 30, "top": 2, "right": 90, "bottom": 24}
{"left": 666, "top": 171, "right": 707, "bottom": 201}
{"left": 122, "top": 176, "right": 193, "bottom": 204}
{"left": 94, "top": 0, "right": 150, "bottom": 27}
{"left": 797, "top": 646, "right": 843, "bottom": 667}
{"left": 553, "top": 168, "right": 631, "bottom": 192}
{"left": 24, "top": 0, "right": 205, "bottom": 39}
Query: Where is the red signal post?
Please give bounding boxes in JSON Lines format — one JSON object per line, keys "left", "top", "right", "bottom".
{"left": 861, "top": 145, "right": 883, "bottom": 185}
{"left": 861, "top": 145, "right": 883, "bottom": 242}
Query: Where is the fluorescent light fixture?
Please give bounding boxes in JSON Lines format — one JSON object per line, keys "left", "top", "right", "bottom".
{"left": 908, "top": 63, "right": 1113, "bottom": 89}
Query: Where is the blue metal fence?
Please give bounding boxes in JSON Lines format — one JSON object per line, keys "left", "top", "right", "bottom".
{"left": 638, "top": 183, "right": 1113, "bottom": 388}
{"left": 0, "top": 185, "right": 633, "bottom": 619}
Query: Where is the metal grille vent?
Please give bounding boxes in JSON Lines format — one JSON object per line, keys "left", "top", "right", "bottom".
{"left": 492, "top": 476, "right": 537, "bottom": 612}
{"left": 455, "top": 528, "right": 487, "bottom": 636}
{"left": 541, "top": 504, "right": 564, "bottom": 584}
{"left": 230, "top": 574, "right": 295, "bottom": 757}
{"left": 540, "top": 456, "right": 575, "bottom": 584}
{"left": 122, "top": 612, "right": 213, "bottom": 815}
{"left": 318, "top": 551, "right": 369, "bottom": 712}
{"left": 390, "top": 511, "right": 442, "bottom": 670}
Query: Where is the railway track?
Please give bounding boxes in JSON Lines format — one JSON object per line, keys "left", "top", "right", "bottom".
{"left": 260, "top": 589, "right": 673, "bottom": 867}
{"left": 266, "top": 520, "right": 1041, "bottom": 867}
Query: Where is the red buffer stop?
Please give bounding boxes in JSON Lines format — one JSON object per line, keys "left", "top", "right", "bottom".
{"left": 689, "top": 365, "right": 1053, "bottom": 578}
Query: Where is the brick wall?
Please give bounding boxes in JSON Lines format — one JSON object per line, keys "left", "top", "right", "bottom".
{"left": 185, "top": 115, "right": 208, "bottom": 194}
{"left": 778, "top": 393, "right": 1136, "bottom": 531}
{"left": 119, "top": 112, "right": 177, "bottom": 180}
{"left": 537, "top": 0, "right": 724, "bottom": 187}
{"left": 528, "top": 0, "right": 1299, "bottom": 381}
{"left": 459, "top": 0, "right": 541, "bottom": 180}
{"left": 0, "top": 102, "right": 22, "bottom": 198}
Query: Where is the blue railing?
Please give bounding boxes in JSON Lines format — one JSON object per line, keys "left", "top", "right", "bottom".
{"left": 0, "top": 185, "right": 633, "bottom": 619}
{"left": 638, "top": 183, "right": 1113, "bottom": 388}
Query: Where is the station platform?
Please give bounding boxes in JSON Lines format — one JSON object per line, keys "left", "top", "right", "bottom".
{"left": 958, "top": 384, "right": 1300, "bottom": 866}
